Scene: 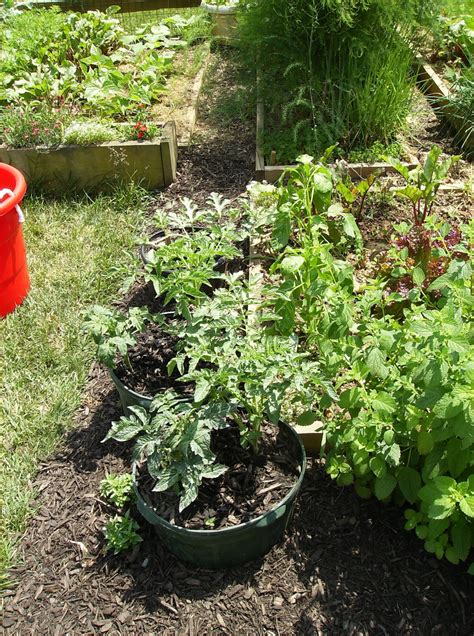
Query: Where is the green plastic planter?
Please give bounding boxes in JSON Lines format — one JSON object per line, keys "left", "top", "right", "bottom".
{"left": 108, "top": 368, "right": 152, "bottom": 414}
{"left": 133, "top": 421, "right": 306, "bottom": 569}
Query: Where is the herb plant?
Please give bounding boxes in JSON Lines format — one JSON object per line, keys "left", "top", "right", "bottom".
{"left": 104, "top": 512, "right": 142, "bottom": 555}
{"left": 100, "top": 473, "right": 135, "bottom": 508}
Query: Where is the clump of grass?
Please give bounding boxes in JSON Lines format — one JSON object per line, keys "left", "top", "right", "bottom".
{"left": 0, "top": 184, "right": 147, "bottom": 587}
{"left": 239, "top": 0, "right": 442, "bottom": 162}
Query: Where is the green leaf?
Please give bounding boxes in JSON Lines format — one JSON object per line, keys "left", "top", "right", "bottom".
{"left": 412, "top": 266, "right": 426, "bottom": 286}
{"left": 366, "top": 347, "right": 389, "bottom": 380}
{"left": 372, "top": 392, "right": 397, "bottom": 415}
{"left": 202, "top": 463, "right": 227, "bottom": 480}
{"left": 194, "top": 378, "right": 211, "bottom": 403}
{"left": 280, "top": 255, "right": 305, "bottom": 275}
{"left": 451, "top": 517, "right": 471, "bottom": 561}
{"left": 460, "top": 496, "right": 474, "bottom": 518}
{"left": 296, "top": 411, "right": 319, "bottom": 427}
{"left": 339, "top": 387, "right": 363, "bottom": 411}
{"left": 447, "top": 438, "right": 470, "bottom": 478}
{"left": 417, "top": 431, "right": 434, "bottom": 455}
{"left": 374, "top": 473, "right": 397, "bottom": 500}
{"left": 271, "top": 206, "right": 291, "bottom": 250}
{"left": 385, "top": 443, "right": 401, "bottom": 467}
{"left": 398, "top": 467, "right": 422, "bottom": 504}
{"left": 370, "top": 456, "right": 387, "bottom": 478}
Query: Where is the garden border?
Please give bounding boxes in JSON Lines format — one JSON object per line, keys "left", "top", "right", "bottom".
{"left": 178, "top": 46, "right": 211, "bottom": 147}
{"left": 415, "top": 54, "right": 474, "bottom": 152}
{"left": 0, "top": 122, "right": 178, "bottom": 192}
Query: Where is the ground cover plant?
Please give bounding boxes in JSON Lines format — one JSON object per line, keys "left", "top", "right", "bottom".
{"left": 247, "top": 147, "right": 473, "bottom": 571}
{"left": 0, "top": 185, "right": 148, "bottom": 587}
{"left": 0, "top": 5, "right": 210, "bottom": 148}
{"left": 238, "top": 0, "right": 444, "bottom": 163}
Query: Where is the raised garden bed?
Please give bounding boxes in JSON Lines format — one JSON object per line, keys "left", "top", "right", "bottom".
{"left": 416, "top": 55, "right": 474, "bottom": 152}
{"left": 0, "top": 122, "right": 177, "bottom": 191}
{"left": 0, "top": 6, "right": 210, "bottom": 190}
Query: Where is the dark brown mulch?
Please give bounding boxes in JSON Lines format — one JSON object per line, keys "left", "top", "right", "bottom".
{"left": 115, "top": 320, "right": 179, "bottom": 396}
{"left": 2, "top": 365, "right": 473, "bottom": 635}
{"left": 139, "top": 423, "right": 300, "bottom": 530}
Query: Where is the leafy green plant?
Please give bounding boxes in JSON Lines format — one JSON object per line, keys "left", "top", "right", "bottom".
{"left": 384, "top": 145, "right": 460, "bottom": 225}
{"left": 324, "top": 283, "right": 473, "bottom": 567}
{"left": 239, "top": 0, "right": 439, "bottom": 160}
{"left": 267, "top": 153, "right": 362, "bottom": 254}
{"left": 104, "top": 512, "right": 142, "bottom": 554}
{"left": 100, "top": 473, "right": 135, "bottom": 508}
{"left": 83, "top": 305, "right": 153, "bottom": 370}
{"left": 103, "top": 395, "right": 232, "bottom": 512}
{"left": 144, "top": 230, "right": 241, "bottom": 320}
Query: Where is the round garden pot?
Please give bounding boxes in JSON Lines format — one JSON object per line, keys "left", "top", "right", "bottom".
{"left": 108, "top": 368, "right": 152, "bottom": 414}
{"left": 133, "top": 421, "right": 306, "bottom": 569}
{"left": 201, "top": 3, "right": 238, "bottom": 42}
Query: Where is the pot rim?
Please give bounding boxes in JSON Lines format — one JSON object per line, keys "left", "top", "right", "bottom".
{"left": 132, "top": 420, "right": 306, "bottom": 536}
{"left": 108, "top": 366, "right": 153, "bottom": 403}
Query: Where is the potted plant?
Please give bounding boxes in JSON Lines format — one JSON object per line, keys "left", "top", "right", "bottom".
{"left": 84, "top": 198, "right": 246, "bottom": 413}
{"left": 103, "top": 345, "right": 308, "bottom": 568}
{"left": 201, "top": 0, "right": 240, "bottom": 42}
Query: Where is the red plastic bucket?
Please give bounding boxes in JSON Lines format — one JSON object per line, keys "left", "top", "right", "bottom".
{"left": 0, "top": 163, "right": 29, "bottom": 318}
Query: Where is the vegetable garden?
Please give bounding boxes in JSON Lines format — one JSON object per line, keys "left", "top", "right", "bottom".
{"left": 0, "top": 0, "right": 473, "bottom": 633}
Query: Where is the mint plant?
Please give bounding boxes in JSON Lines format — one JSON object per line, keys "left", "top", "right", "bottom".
{"left": 100, "top": 473, "right": 135, "bottom": 508}
{"left": 104, "top": 512, "right": 142, "bottom": 555}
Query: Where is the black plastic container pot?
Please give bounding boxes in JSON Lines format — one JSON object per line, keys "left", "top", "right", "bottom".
{"left": 133, "top": 421, "right": 306, "bottom": 569}
{"left": 108, "top": 368, "right": 152, "bottom": 414}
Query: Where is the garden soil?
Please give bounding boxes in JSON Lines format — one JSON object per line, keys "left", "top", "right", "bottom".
{"left": 2, "top": 50, "right": 473, "bottom": 636}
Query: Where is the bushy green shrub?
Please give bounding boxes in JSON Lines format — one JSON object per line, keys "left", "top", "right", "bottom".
{"left": 239, "top": 0, "right": 443, "bottom": 160}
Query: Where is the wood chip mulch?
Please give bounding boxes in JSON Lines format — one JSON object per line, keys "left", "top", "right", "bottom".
{"left": 1, "top": 365, "right": 473, "bottom": 635}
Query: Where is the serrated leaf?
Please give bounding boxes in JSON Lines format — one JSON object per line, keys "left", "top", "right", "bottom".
{"left": 374, "top": 473, "right": 397, "bottom": 500}
{"left": 398, "top": 467, "right": 421, "bottom": 504}
{"left": 460, "top": 496, "right": 474, "bottom": 518}
{"left": 370, "top": 456, "right": 387, "bottom": 478}
{"left": 372, "top": 392, "right": 397, "bottom": 414}
{"left": 385, "top": 443, "right": 401, "bottom": 467}
{"left": 366, "top": 347, "right": 389, "bottom": 379}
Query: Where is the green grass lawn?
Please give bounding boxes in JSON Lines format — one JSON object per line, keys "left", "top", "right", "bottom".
{"left": 0, "top": 186, "right": 147, "bottom": 586}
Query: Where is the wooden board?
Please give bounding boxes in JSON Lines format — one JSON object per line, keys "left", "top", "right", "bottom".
{"left": 415, "top": 55, "right": 474, "bottom": 152}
